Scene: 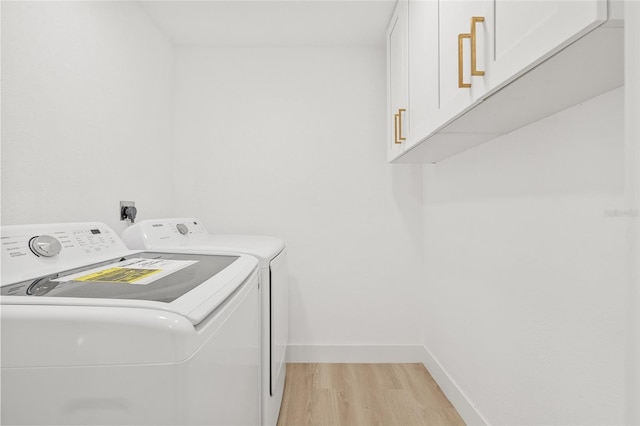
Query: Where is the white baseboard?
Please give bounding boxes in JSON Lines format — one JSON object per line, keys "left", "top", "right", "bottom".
{"left": 286, "top": 344, "right": 426, "bottom": 363}
{"left": 420, "top": 345, "right": 489, "bottom": 426}
{"left": 286, "top": 344, "right": 488, "bottom": 425}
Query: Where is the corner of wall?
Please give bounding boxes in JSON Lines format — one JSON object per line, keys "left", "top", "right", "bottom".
{"left": 419, "top": 345, "right": 489, "bottom": 426}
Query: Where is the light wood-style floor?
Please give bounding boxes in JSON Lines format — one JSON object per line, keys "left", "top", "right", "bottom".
{"left": 277, "top": 364, "right": 465, "bottom": 426}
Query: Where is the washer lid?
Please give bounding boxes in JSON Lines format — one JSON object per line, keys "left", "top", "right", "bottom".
{"left": 1, "top": 251, "right": 259, "bottom": 325}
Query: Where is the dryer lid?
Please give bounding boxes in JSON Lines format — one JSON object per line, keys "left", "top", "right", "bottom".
{"left": 121, "top": 219, "right": 285, "bottom": 267}
{"left": 194, "top": 235, "right": 284, "bottom": 266}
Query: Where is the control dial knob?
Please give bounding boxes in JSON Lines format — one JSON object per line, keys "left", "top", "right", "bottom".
{"left": 29, "top": 235, "right": 62, "bottom": 258}
{"left": 176, "top": 224, "right": 189, "bottom": 235}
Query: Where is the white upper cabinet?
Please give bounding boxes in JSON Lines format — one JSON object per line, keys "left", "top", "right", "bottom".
{"left": 387, "top": 0, "right": 624, "bottom": 163}
{"left": 489, "top": 0, "right": 607, "bottom": 90}
{"left": 387, "top": 0, "right": 409, "bottom": 160}
{"left": 406, "top": 0, "right": 439, "bottom": 147}
{"left": 438, "top": 0, "right": 492, "bottom": 123}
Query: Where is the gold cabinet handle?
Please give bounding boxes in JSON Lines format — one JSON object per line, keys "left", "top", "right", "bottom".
{"left": 394, "top": 112, "right": 400, "bottom": 144}
{"left": 398, "top": 108, "right": 406, "bottom": 142}
{"left": 458, "top": 33, "right": 472, "bottom": 88}
{"left": 471, "top": 16, "right": 485, "bottom": 76}
{"left": 393, "top": 109, "right": 407, "bottom": 144}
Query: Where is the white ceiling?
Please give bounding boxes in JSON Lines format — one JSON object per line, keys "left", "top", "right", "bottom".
{"left": 139, "top": 0, "right": 396, "bottom": 46}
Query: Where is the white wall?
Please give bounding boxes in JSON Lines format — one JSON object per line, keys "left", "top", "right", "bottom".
{"left": 423, "top": 87, "right": 627, "bottom": 425}
{"left": 172, "top": 47, "right": 424, "bottom": 352}
{"left": 625, "top": 2, "right": 640, "bottom": 423}
{"left": 1, "top": 1, "right": 175, "bottom": 232}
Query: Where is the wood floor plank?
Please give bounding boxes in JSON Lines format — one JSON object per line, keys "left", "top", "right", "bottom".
{"left": 277, "top": 363, "right": 466, "bottom": 426}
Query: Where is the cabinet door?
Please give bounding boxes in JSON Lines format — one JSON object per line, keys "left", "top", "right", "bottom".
{"left": 407, "top": 0, "right": 439, "bottom": 146}
{"left": 489, "top": 0, "right": 607, "bottom": 90}
{"left": 387, "top": 0, "right": 409, "bottom": 160}
{"left": 438, "top": 0, "right": 492, "bottom": 123}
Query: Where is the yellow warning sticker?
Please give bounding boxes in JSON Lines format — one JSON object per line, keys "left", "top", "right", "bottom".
{"left": 53, "top": 258, "right": 198, "bottom": 286}
{"left": 75, "top": 267, "right": 161, "bottom": 284}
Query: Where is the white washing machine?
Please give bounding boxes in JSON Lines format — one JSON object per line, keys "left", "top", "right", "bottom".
{"left": 122, "top": 218, "right": 288, "bottom": 426}
{"left": 1, "top": 222, "right": 261, "bottom": 425}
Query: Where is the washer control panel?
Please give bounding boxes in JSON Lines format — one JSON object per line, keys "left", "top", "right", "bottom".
{"left": 29, "top": 235, "right": 63, "bottom": 257}
{"left": 1, "top": 223, "right": 131, "bottom": 285}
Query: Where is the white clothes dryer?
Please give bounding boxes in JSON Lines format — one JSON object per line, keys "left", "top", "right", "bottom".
{"left": 1, "top": 222, "right": 261, "bottom": 426}
{"left": 122, "top": 218, "right": 288, "bottom": 426}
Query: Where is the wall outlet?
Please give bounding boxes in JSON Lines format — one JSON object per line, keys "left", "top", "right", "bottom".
{"left": 120, "top": 201, "right": 136, "bottom": 221}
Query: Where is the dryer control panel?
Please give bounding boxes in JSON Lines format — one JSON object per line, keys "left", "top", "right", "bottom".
{"left": 121, "top": 218, "right": 209, "bottom": 248}
{"left": 1, "top": 223, "right": 131, "bottom": 285}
